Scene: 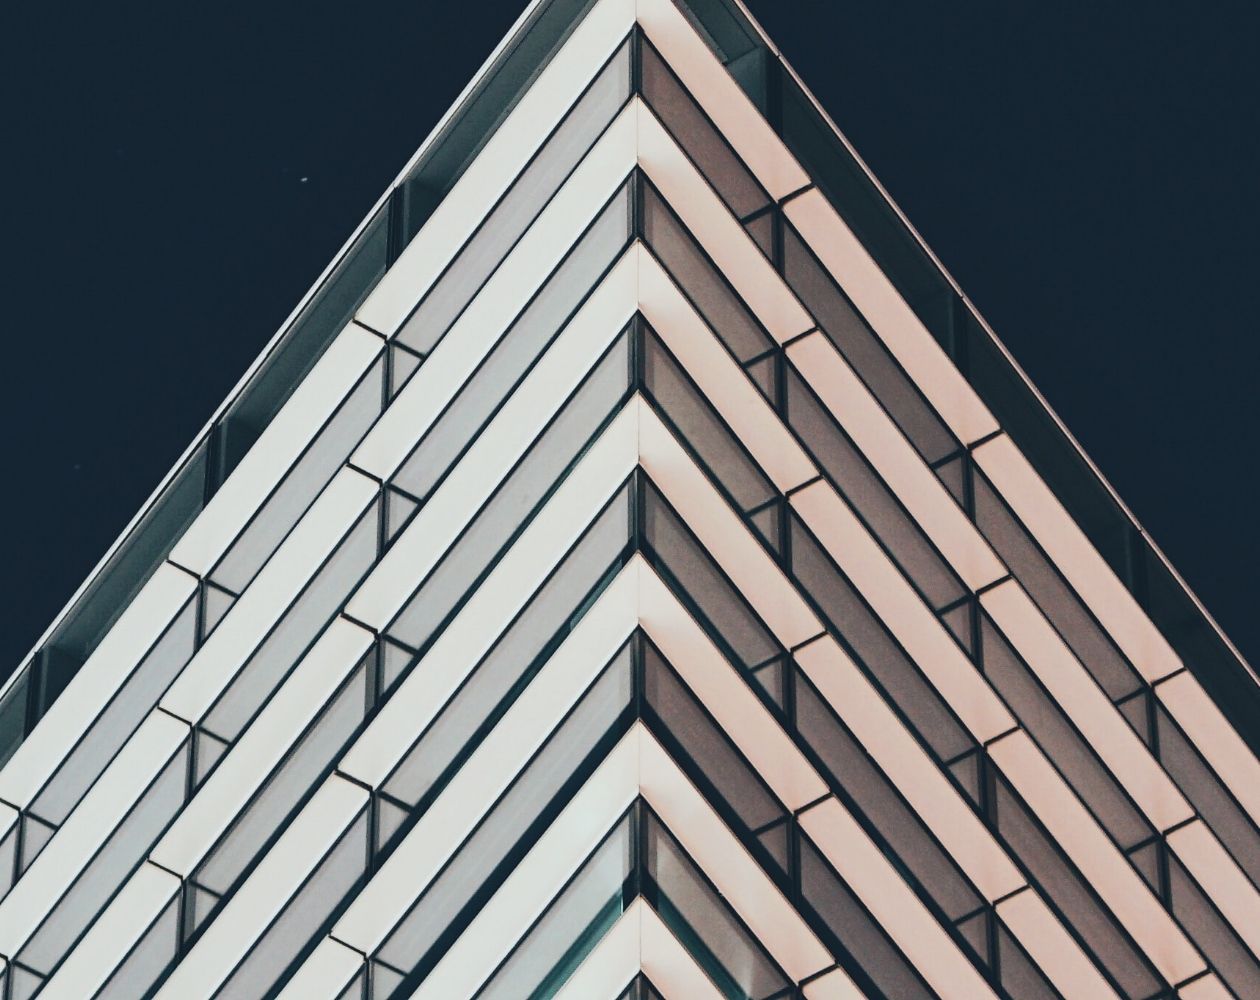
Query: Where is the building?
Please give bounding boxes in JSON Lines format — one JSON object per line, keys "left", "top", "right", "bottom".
{"left": 2, "top": 0, "right": 1259, "bottom": 996}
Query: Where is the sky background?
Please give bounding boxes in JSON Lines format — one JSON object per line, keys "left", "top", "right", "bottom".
{"left": 2, "top": 0, "right": 1258, "bottom": 676}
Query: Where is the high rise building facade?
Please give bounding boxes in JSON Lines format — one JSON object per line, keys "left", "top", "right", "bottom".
{"left": 2, "top": 1, "right": 1259, "bottom": 997}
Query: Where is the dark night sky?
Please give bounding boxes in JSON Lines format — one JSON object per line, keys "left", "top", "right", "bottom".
{"left": 2, "top": 1, "right": 1258, "bottom": 676}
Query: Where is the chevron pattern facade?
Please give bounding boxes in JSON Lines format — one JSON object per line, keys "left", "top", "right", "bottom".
{"left": 2, "top": 1, "right": 1259, "bottom": 998}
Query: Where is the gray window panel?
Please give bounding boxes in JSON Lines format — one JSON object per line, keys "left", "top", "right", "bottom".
{"left": 194, "top": 660, "right": 369, "bottom": 904}
{"left": 781, "top": 220, "right": 958, "bottom": 466}
{"left": 798, "top": 830, "right": 933, "bottom": 1000}
{"left": 955, "top": 909, "right": 989, "bottom": 967}
{"left": 1116, "top": 691, "right": 1153, "bottom": 749}
{"left": 218, "top": 809, "right": 370, "bottom": 1000}
{"left": 642, "top": 482, "right": 780, "bottom": 673}
{"left": 747, "top": 502, "right": 782, "bottom": 559}
{"left": 384, "top": 489, "right": 419, "bottom": 547}
{"left": 642, "top": 186, "right": 773, "bottom": 365}
{"left": 936, "top": 453, "right": 969, "bottom": 510}
{"left": 202, "top": 500, "right": 380, "bottom": 745}
{"left": 640, "top": 39, "right": 770, "bottom": 220}
{"left": 744, "top": 212, "right": 775, "bottom": 262}
{"left": 972, "top": 472, "right": 1140, "bottom": 702}
{"left": 1168, "top": 853, "right": 1260, "bottom": 998}
{"left": 379, "top": 640, "right": 413, "bottom": 702}
{"left": 376, "top": 643, "right": 633, "bottom": 987}
{"left": 201, "top": 584, "right": 236, "bottom": 640}
{"left": 0, "top": 668, "right": 33, "bottom": 771}
{"left": 1128, "top": 841, "right": 1161, "bottom": 895}
{"left": 941, "top": 601, "right": 975, "bottom": 656}
{"left": 383, "top": 483, "right": 632, "bottom": 809}
{"left": 0, "top": 822, "right": 17, "bottom": 899}
{"left": 995, "top": 916, "right": 1061, "bottom": 1000}
{"left": 784, "top": 362, "right": 965, "bottom": 612}
{"left": 948, "top": 751, "right": 983, "bottom": 811}
{"left": 643, "top": 639, "right": 785, "bottom": 841}
{"left": 993, "top": 772, "right": 1162, "bottom": 999}
{"left": 18, "top": 815, "right": 56, "bottom": 880}
{"left": 787, "top": 512, "right": 973, "bottom": 763}
{"left": 31, "top": 597, "right": 197, "bottom": 828}
{"left": 193, "top": 729, "right": 230, "bottom": 788}
{"left": 392, "top": 183, "right": 632, "bottom": 504}
{"left": 755, "top": 822, "right": 791, "bottom": 878}
{"left": 188, "top": 882, "right": 221, "bottom": 941}
{"left": 96, "top": 893, "right": 180, "bottom": 1000}
{"left": 8, "top": 964, "right": 41, "bottom": 1000}
{"left": 794, "top": 668, "right": 984, "bottom": 923}
{"left": 210, "top": 355, "right": 385, "bottom": 597}
{"left": 1156, "top": 704, "right": 1260, "bottom": 889}
{"left": 389, "top": 329, "right": 632, "bottom": 651}
{"left": 388, "top": 343, "right": 422, "bottom": 400}
{"left": 979, "top": 614, "right": 1153, "bottom": 852}
{"left": 396, "top": 40, "right": 632, "bottom": 356}
{"left": 645, "top": 811, "right": 789, "bottom": 1000}
{"left": 371, "top": 961, "right": 406, "bottom": 999}
{"left": 742, "top": 351, "right": 778, "bottom": 410}
{"left": 336, "top": 970, "right": 366, "bottom": 1000}
{"left": 477, "top": 810, "right": 633, "bottom": 1000}
{"left": 643, "top": 329, "right": 776, "bottom": 517}
{"left": 18, "top": 742, "right": 188, "bottom": 978}
{"left": 748, "top": 658, "right": 786, "bottom": 714}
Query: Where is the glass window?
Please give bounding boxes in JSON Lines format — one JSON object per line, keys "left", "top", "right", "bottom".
{"left": 218, "top": 808, "right": 370, "bottom": 1000}
{"left": 787, "top": 511, "right": 972, "bottom": 763}
{"left": 781, "top": 220, "right": 957, "bottom": 465}
{"left": 1155, "top": 704, "right": 1260, "bottom": 888}
{"left": 796, "top": 830, "right": 931, "bottom": 1000}
{"left": 388, "top": 328, "right": 632, "bottom": 652}
{"left": 642, "top": 184, "right": 774, "bottom": 364}
{"left": 382, "top": 482, "right": 633, "bottom": 810}
{"left": 972, "top": 469, "right": 1141, "bottom": 702}
{"left": 644, "top": 809, "right": 789, "bottom": 1000}
{"left": 992, "top": 770, "right": 1162, "bottom": 998}
{"left": 784, "top": 360, "right": 966, "bottom": 611}
{"left": 477, "top": 809, "right": 633, "bottom": 999}
{"left": 641, "top": 480, "right": 781, "bottom": 674}
{"left": 202, "top": 500, "right": 380, "bottom": 745}
{"left": 391, "top": 182, "right": 632, "bottom": 504}
{"left": 794, "top": 666, "right": 983, "bottom": 923}
{"left": 191, "top": 659, "right": 369, "bottom": 926}
{"left": 375, "top": 642, "right": 634, "bottom": 994}
{"left": 30, "top": 596, "right": 197, "bottom": 828}
{"left": 979, "top": 614, "right": 1153, "bottom": 851}
{"left": 396, "top": 40, "right": 632, "bottom": 356}
{"left": 210, "top": 353, "right": 385, "bottom": 596}
{"left": 643, "top": 328, "right": 777, "bottom": 520}
{"left": 643, "top": 639, "right": 787, "bottom": 873}
{"left": 17, "top": 741, "right": 189, "bottom": 979}
{"left": 640, "top": 38, "right": 771, "bottom": 220}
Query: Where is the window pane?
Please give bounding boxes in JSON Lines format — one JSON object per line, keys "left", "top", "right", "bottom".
{"left": 787, "top": 512, "right": 972, "bottom": 763}
{"left": 784, "top": 361, "right": 965, "bottom": 610}
{"left": 383, "top": 483, "right": 632, "bottom": 809}
{"left": 392, "top": 183, "right": 632, "bottom": 503}
{"left": 211, "top": 354, "right": 385, "bottom": 595}
{"left": 218, "top": 809, "right": 370, "bottom": 1000}
{"left": 643, "top": 185, "right": 773, "bottom": 364}
{"left": 397, "top": 41, "right": 631, "bottom": 356}
{"left": 646, "top": 809, "right": 790, "bottom": 1000}
{"left": 203, "top": 500, "right": 379, "bottom": 744}
{"left": 377, "top": 643, "right": 633, "bottom": 990}
{"left": 389, "top": 327, "right": 632, "bottom": 651}
{"left": 32, "top": 595, "right": 197, "bottom": 827}
{"left": 477, "top": 811, "right": 633, "bottom": 999}
{"left": 640, "top": 40, "right": 770, "bottom": 219}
